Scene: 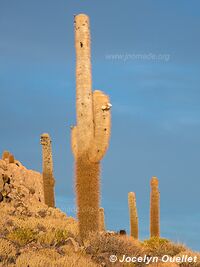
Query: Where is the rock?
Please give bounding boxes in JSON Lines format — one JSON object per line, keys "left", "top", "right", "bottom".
{"left": 38, "top": 209, "right": 47, "bottom": 218}
{"left": 65, "top": 237, "right": 80, "bottom": 252}
{"left": 0, "top": 160, "right": 7, "bottom": 171}
{"left": 56, "top": 237, "right": 80, "bottom": 253}
{"left": 4, "top": 197, "right": 11, "bottom": 203}
{"left": 0, "top": 192, "right": 3, "bottom": 202}
{"left": 4, "top": 219, "right": 14, "bottom": 227}
{"left": 0, "top": 176, "right": 4, "bottom": 191}
{"left": 3, "top": 174, "right": 10, "bottom": 184}
{"left": 7, "top": 163, "right": 44, "bottom": 204}
{"left": 14, "top": 160, "right": 22, "bottom": 167}
{"left": 1, "top": 190, "right": 7, "bottom": 197}
{"left": 4, "top": 183, "right": 11, "bottom": 194}
{"left": 29, "top": 187, "right": 35, "bottom": 195}
{"left": 36, "top": 224, "right": 46, "bottom": 232}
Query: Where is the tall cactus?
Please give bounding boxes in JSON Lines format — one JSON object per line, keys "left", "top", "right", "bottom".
{"left": 128, "top": 192, "right": 139, "bottom": 239}
{"left": 71, "top": 14, "right": 111, "bottom": 239}
{"left": 40, "top": 133, "right": 55, "bottom": 207}
{"left": 99, "top": 207, "right": 106, "bottom": 232}
{"left": 150, "top": 176, "right": 160, "bottom": 237}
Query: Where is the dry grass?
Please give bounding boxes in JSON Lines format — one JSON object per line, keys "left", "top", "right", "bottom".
{"left": 0, "top": 203, "right": 199, "bottom": 267}
{"left": 0, "top": 238, "right": 17, "bottom": 265}
{"left": 54, "top": 253, "right": 100, "bottom": 267}
{"left": 16, "top": 248, "right": 99, "bottom": 267}
{"left": 176, "top": 250, "right": 200, "bottom": 266}
{"left": 148, "top": 264, "right": 179, "bottom": 267}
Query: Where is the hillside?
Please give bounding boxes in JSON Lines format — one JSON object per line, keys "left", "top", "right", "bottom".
{"left": 0, "top": 156, "right": 199, "bottom": 267}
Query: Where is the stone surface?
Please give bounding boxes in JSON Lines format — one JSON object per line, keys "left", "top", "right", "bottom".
{"left": 0, "top": 156, "right": 45, "bottom": 206}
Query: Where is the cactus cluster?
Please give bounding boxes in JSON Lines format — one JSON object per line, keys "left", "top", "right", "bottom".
{"left": 71, "top": 14, "right": 111, "bottom": 239}
{"left": 40, "top": 133, "right": 55, "bottom": 208}
{"left": 127, "top": 176, "right": 160, "bottom": 239}
{"left": 0, "top": 14, "right": 163, "bottom": 244}
{"left": 2, "top": 151, "right": 15, "bottom": 164}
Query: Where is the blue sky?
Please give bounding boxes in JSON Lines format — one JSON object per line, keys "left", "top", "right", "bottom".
{"left": 0, "top": 0, "right": 200, "bottom": 250}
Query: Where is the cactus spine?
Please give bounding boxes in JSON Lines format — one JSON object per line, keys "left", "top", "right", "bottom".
{"left": 99, "top": 207, "right": 106, "bottom": 232}
{"left": 72, "top": 14, "right": 111, "bottom": 239}
{"left": 150, "top": 176, "right": 160, "bottom": 237}
{"left": 128, "top": 192, "right": 139, "bottom": 239}
{"left": 40, "top": 133, "right": 55, "bottom": 207}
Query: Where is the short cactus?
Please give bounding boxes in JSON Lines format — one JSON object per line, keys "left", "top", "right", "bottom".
{"left": 2, "top": 151, "right": 10, "bottom": 161}
{"left": 9, "top": 154, "right": 15, "bottom": 164}
{"left": 40, "top": 133, "right": 55, "bottom": 207}
{"left": 71, "top": 14, "right": 111, "bottom": 239}
{"left": 99, "top": 207, "right": 106, "bottom": 232}
{"left": 150, "top": 176, "right": 160, "bottom": 237}
{"left": 128, "top": 192, "right": 139, "bottom": 239}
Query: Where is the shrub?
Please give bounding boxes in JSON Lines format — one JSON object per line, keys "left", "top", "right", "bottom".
{"left": 142, "top": 237, "right": 186, "bottom": 257}
{"left": 37, "top": 229, "right": 70, "bottom": 246}
{"left": 85, "top": 232, "right": 144, "bottom": 257}
{"left": 7, "top": 227, "right": 37, "bottom": 246}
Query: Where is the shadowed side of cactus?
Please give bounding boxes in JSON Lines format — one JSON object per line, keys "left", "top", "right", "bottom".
{"left": 71, "top": 14, "right": 111, "bottom": 239}
{"left": 40, "top": 133, "right": 55, "bottom": 207}
{"left": 99, "top": 207, "right": 106, "bottom": 232}
{"left": 128, "top": 192, "right": 139, "bottom": 239}
{"left": 150, "top": 176, "right": 160, "bottom": 237}
{"left": 9, "top": 154, "right": 15, "bottom": 164}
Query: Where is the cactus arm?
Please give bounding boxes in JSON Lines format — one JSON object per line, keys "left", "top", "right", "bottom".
{"left": 75, "top": 14, "right": 94, "bottom": 152}
{"left": 89, "top": 90, "right": 111, "bottom": 162}
{"left": 71, "top": 126, "right": 78, "bottom": 158}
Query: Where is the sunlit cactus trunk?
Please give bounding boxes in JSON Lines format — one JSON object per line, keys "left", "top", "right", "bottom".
{"left": 128, "top": 192, "right": 139, "bottom": 239}
{"left": 150, "top": 176, "right": 160, "bottom": 237}
{"left": 40, "top": 133, "right": 55, "bottom": 207}
{"left": 71, "top": 14, "right": 111, "bottom": 239}
{"left": 99, "top": 207, "right": 106, "bottom": 232}
{"left": 76, "top": 155, "right": 100, "bottom": 236}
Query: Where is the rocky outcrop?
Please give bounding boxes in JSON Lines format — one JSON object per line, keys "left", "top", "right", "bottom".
{"left": 0, "top": 156, "right": 44, "bottom": 207}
